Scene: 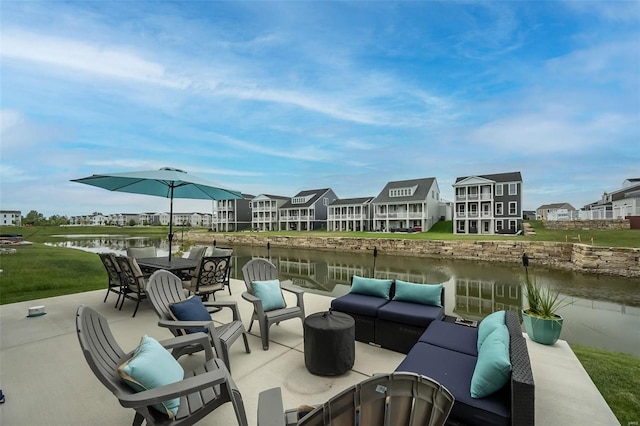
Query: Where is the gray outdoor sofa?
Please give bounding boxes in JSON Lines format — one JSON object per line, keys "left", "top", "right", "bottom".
{"left": 330, "top": 278, "right": 535, "bottom": 426}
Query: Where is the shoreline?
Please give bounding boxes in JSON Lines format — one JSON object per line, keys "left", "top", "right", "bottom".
{"left": 189, "top": 232, "right": 640, "bottom": 278}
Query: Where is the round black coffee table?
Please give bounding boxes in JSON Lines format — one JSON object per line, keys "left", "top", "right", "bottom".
{"left": 304, "top": 310, "right": 355, "bottom": 376}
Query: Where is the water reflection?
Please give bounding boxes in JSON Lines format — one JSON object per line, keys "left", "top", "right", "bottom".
{"left": 46, "top": 236, "right": 640, "bottom": 355}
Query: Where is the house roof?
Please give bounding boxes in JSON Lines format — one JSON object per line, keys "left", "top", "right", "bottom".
{"left": 454, "top": 171, "right": 522, "bottom": 184}
{"left": 281, "top": 188, "right": 332, "bottom": 208}
{"left": 372, "top": 178, "right": 436, "bottom": 204}
{"left": 253, "top": 194, "right": 290, "bottom": 201}
{"left": 329, "top": 197, "right": 374, "bottom": 206}
{"left": 536, "top": 203, "right": 575, "bottom": 210}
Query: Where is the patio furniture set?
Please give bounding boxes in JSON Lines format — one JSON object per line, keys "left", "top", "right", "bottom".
{"left": 329, "top": 276, "right": 535, "bottom": 426}
{"left": 86, "top": 255, "right": 534, "bottom": 426}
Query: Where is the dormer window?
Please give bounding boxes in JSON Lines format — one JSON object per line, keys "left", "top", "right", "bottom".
{"left": 389, "top": 185, "right": 417, "bottom": 197}
{"left": 292, "top": 195, "right": 310, "bottom": 204}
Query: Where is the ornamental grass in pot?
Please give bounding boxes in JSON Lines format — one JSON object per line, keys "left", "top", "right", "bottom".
{"left": 522, "top": 272, "right": 568, "bottom": 345}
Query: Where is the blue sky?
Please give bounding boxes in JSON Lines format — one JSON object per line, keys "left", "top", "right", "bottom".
{"left": 1, "top": 1, "right": 639, "bottom": 217}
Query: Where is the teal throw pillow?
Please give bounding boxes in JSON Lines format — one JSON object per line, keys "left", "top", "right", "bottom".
{"left": 169, "top": 295, "right": 211, "bottom": 335}
{"left": 118, "top": 335, "right": 184, "bottom": 418}
{"left": 349, "top": 275, "right": 393, "bottom": 299}
{"left": 393, "top": 280, "right": 443, "bottom": 307}
{"left": 252, "top": 279, "right": 286, "bottom": 311}
{"left": 477, "top": 310, "right": 506, "bottom": 352}
{"left": 470, "top": 324, "right": 512, "bottom": 398}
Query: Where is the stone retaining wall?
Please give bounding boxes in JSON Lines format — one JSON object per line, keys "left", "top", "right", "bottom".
{"left": 189, "top": 233, "right": 640, "bottom": 278}
{"left": 544, "top": 219, "right": 630, "bottom": 230}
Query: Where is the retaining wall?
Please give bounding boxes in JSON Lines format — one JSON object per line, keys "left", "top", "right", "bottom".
{"left": 189, "top": 233, "right": 640, "bottom": 278}
{"left": 544, "top": 219, "right": 630, "bottom": 230}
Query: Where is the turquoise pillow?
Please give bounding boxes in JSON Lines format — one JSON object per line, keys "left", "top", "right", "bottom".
{"left": 471, "top": 324, "right": 512, "bottom": 398}
{"left": 118, "top": 335, "right": 184, "bottom": 418}
{"left": 477, "top": 310, "right": 506, "bottom": 352}
{"left": 169, "top": 295, "right": 212, "bottom": 334}
{"left": 350, "top": 275, "right": 393, "bottom": 299}
{"left": 393, "top": 280, "right": 443, "bottom": 307}
{"left": 253, "top": 279, "right": 286, "bottom": 311}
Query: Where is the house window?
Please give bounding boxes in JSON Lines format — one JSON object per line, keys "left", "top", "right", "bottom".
{"left": 495, "top": 184, "right": 503, "bottom": 196}
{"left": 323, "top": 197, "right": 328, "bottom": 206}
{"left": 457, "top": 205, "right": 465, "bottom": 215}
{"left": 509, "top": 220, "right": 517, "bottom": 231}
{"left": 496, "top": 220, "right": 503, "bottom": 231}
{"left": 457, "top": 221, "right": 465, "bottom": 232}
{"left": 495, "top": 203, "right": 503, "bottom": 215}
{"left": 292, "top": 197, "right": 306, "bottom": 204}
{"left": 509, "top": 202, "right": 517, "bottom": 215}
{"left": 509, "top": 183, "right": 517, "bottom": 195}
{"left": 389, "top": 186, "right": 416, "bottom": 197}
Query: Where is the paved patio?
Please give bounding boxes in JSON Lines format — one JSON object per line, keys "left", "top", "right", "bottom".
{"left": 0, "top": 278, "right": 619, "bottom": 425}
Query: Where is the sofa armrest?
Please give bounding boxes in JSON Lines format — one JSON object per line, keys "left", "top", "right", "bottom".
{"left": 506, "top": 310, "right": 535, "bottom": 426}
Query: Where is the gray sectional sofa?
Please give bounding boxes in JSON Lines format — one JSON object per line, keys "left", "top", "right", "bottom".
{"left": 330, "top": 277, "right": 535, "bottom": 426}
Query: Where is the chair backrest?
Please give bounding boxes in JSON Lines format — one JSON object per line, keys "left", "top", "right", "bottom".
{"left": 299, "top": 372, "right": 454, "bottom": 426}
{"left": 146, "top": 270, "right": 186, "bottom": 322}
{"left": 192, "top": 256, "right": 232, "bottom": 291}
{"left": 187, "top": 245, "right": 208, "bottom": 260}
{"left": 241, "top": 258, "right": 278, "bottom": 294}
{"left": 126, "top": 246, "right": 157, "bottom": 258}
{"left": 211, "top": 247, "right": 233, "bottom": 257}
{"left": 76, "top": 306, "right": 129, "bottom": 396}
{"left": 99, "top": 252, "right": 121, "bottom": 286}
{"left": 116, "top": 256, "right": 146, "bottom": 291}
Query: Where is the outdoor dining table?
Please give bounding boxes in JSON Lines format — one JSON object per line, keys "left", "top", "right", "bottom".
{"left": 135, "top": 257, "right": 199, "bottom": 274}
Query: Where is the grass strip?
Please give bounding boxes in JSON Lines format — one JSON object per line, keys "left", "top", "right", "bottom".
{"left": 572, "top": 344, "right": 640, "bottom": 425}
{"left": 0, "top": 243, "right": 105, "bottom": 304}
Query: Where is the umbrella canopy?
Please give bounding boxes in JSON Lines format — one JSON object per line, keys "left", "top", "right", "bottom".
{"left": 72, "top": 167, "right": 242, "bottom": 260}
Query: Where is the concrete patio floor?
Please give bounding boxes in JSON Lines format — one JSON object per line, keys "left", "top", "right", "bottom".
{"left": 0, "top": 278, "right": 619, "bottom": 425}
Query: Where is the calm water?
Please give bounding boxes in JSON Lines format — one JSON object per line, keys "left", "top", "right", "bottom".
{"left": 47, "top": 235, "right": 640, "bottom": 356}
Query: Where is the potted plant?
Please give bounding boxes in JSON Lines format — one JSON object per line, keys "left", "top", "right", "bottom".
{"left": 522, "top": 272, "right": 567, "bottom": 345}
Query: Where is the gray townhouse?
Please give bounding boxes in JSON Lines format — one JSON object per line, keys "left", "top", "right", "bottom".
{"left": 453, "top": 171, "right": 523, "bottom": 235}
{"left": 213, "top": 194, "right": 254, "bottom": 231}
{"left": 371, "top": 178, "right": 441, "bottom": 232}
{"left": 279, "top": 188, "right": 338, "bottom": 231}
{"left": 327, "top": 197, "right": 374, "bottom": 232}
{"left": 251, "top": 194, "right": 290, "bottom": 231}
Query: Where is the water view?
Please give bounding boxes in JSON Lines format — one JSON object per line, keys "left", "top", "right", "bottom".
{"left": 47, "top": 235, "right": 640, "bottom": 356}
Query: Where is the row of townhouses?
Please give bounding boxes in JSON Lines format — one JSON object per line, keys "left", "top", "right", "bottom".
{"left": 60, "top": 172, "right": 525, "bottom": 235}
{"left": 8, "top": 174, "right": 638, "bottom": 233}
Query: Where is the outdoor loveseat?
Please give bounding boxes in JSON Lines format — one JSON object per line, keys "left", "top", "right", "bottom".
{"left": 330, "top": 277, "right": 534, "bottom": 426}
{"left": 330, "top": 276, "right": 445, "bottom": 353}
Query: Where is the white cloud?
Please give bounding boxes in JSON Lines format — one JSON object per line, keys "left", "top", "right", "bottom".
{"left": 0, "top": 29, "right": 187, "bottom": 88}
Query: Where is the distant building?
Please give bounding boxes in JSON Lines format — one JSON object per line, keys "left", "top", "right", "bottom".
{"left": 279, "top": 188, "right": 338, "bottom": 231}
{"left": 453, "top": 172, "right": 523, "bottom": 235}
{"left": 535, "top": 203, "right": 576, "bottom": 220}
{"left": 251, "top": 194, "right": 290, "bottom": 231}
{"left": 214, "top": 194, "right": 254, "bottom": 231}
{"left": 371, "top": 178, "right": 441, "bottom": 232}
{"left": 583, "top": 179, "right": 640, "bottom": 220}
{"left": 0, "top": 210, "right": 21, "bottom": 226}
{"left": 327, "top": 197, "right": 374, "bottom": 232}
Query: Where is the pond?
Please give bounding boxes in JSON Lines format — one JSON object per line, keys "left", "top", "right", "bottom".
{"left": 47, "top": 235, "right": 640, "bottom": 356}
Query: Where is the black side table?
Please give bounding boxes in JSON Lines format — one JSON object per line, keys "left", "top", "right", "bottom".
{"left": 304, "top": 311, "right": 355, "bottom": 376}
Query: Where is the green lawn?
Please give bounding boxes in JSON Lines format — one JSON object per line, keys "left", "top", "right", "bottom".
{"left": 572, "top": 344, "right": 640, "bottom": 425}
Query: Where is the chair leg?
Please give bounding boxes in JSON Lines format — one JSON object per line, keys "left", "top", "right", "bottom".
{"left": 260, "top": 319, "right": 270, "bottom": 350}
{"left": 131, "top": 296, "right": 140, "bottom": 318}
{"left": 132, "top": 412, "right": 145, "bottom": 426}
{"left": 242, "top": 332, "right": 251, "bottom": 354}
{"left": 103, "top": 289, "right": 109, "bottom": 303}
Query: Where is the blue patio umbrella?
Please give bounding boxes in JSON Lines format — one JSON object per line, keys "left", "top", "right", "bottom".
{"left": 72, "top": 167, "right": 242, "bottom": 260}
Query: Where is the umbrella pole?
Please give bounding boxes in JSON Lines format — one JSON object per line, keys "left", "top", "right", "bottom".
{"left": 168, "top": 187, "right": 174, "bottom": 261}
